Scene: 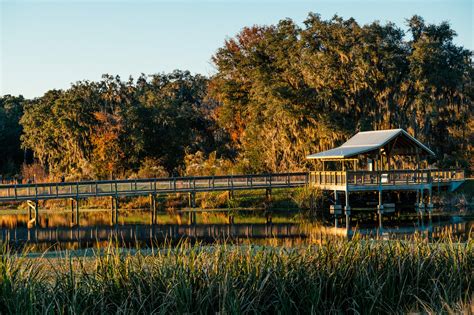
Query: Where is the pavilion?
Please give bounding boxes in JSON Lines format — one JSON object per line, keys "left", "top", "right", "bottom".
{"left": 306, "top": 129, "right": 464, "bottom": 229}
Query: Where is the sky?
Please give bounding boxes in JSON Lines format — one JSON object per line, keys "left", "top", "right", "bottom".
{"left": 1, "top": 0, "right": 472, "bottom": 98}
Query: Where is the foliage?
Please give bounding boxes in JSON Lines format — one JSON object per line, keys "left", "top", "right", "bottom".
{"left": 211, "top": 14, "right": 473, "bottom": 172}
{"left": 0, "top": 95, "right": 25, "bottom": 175}
{"left": 183, "top": 150, "right": 235, "bottom": 176}
{"left": 0, "top": 239, "right": 471, "bottom": 313}
{"left": 19, "top": 71, "right": 224, "bottom": 179}
{"left": 134, "top": 157, "right": 169, "bottom": 179}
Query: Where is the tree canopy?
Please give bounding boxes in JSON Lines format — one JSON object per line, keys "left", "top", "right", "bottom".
{"left": 211, "top": 14, "right": 473, "bottom": 172}
{"left": 19, "top": 71, "right": 225, "bottom": 179}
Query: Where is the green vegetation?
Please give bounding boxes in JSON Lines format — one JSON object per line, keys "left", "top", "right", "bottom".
{"left": 0, "top": 239, "right": 472, "bottom": 314}
{"left": 0, "top": 14, "right": 472, "bottom": 180}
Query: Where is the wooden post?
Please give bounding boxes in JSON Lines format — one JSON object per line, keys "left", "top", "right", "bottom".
{"left": 110, "top": 197, "right": 119, "bottom": 225}
{"left": 345, "top": 190, "right": 351, "bottom": 232}
{"left": 419, "top": 188, "right": 425, "bottom": 217}
{"left": 189, "top": 192, "right": 196, "bottom": 225}
{"left": 266, "top": 212, "right": 272, "bottom": 224}
{"left": 28, "top": 201, "right": 33, "bottom": 220}
{"left": 71, "top": 199, "right": 75, "bottom": 224}
{"left": 110, "top": 196, "right": 114, "bottom": 225}
{"left": 377, "top": 180, "right": 383, "bottom": 229}
{"left": 34, "top": 199, "right": 39, "bottom": 225}
{"left": 75, "top": 199, "right": 79, "bottom": 226}
{"left": 150, "top": 194, "right": 157, "bottom": 225}
{"left": 427, "top": 186, "right": 433, "bottom": 219}
{"left": 265, "top": 188, "right": 272, "bottom": 207}
{"left": 115, "top": 197, "right": 119, "bottom": 225}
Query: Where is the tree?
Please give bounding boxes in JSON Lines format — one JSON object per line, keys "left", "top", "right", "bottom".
{"left": 0, "top": 95, "right": 25, "bottom": 175}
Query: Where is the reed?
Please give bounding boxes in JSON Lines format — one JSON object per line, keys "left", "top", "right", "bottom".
{"left": 0, "top": 238, "right": 472, "bottom": 314}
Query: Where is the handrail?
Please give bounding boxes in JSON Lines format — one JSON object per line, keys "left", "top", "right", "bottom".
{"left": 0, "top": 172, "right": 308, "bottom": 202}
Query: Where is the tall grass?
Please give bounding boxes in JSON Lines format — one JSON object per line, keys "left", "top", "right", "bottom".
{"left": 0, "top": 238, "right": 472, "bottom": 314}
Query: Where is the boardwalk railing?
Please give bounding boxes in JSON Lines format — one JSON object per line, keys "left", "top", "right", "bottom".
{"left": 310, "top": 169, "right": 465, "bottom": 187}
{"left": 0, "top": 172, "right": 308, "bottom": 202}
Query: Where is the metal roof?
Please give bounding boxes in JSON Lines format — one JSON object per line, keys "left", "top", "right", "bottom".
{"left": 306, "top": 129, "right": 435, "bottom": 159}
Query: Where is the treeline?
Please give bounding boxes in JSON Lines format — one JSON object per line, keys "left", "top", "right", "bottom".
{"left": 17, "top": 71, "right": 230, "bottom": 180}
{"left": 1, "top": 14, "right": 473, "bottom": 180}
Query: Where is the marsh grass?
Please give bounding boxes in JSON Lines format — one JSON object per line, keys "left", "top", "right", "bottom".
{"left": 0, "top": 238, "right": 472, "bottom": 314}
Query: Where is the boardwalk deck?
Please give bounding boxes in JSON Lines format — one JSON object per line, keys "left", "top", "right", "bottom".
{"left": 0, "top": 172, "right": 308, "bottom": 202}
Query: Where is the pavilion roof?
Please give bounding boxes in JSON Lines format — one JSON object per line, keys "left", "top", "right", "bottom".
{"left": 306, "top": 129, "right": 435, "bottom": 160}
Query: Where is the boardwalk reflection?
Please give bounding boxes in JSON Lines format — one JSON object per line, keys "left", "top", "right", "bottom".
{"left": 0, "top": 223, "right": 304, "bottom": 244}
{"left": 0, "top": 219, "right": 471, "bottom": 246}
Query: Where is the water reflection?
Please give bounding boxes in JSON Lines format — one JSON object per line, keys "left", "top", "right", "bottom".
{"left": 0, "top": 209, "right": 472, "bottom": 249}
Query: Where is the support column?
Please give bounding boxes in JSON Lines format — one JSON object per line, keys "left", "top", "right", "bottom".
{"left": 377, "top": 188, "right": 384, "bottom": 229}
{"left": 115, "top": 197, "right": 119, "bottom": 225}
{"left": 70, "top": 199, "right": 74, "bottom": 224}
{"left": 266, "top": 212, "right": 272, "bottom": 224}
{"left": 189, "top": 192, "right": 196, "bottom": 225}
{"left": 75, "top": 199, "right": 79, "bottom": 226}
{"left": 265, "top": 188, "right": 272, "bottom": 204}
{"left": 427, "top": 185, "right": 433, "bottom": 219}
{"left": 34, "top": 199, "right": 39, "bottom": 224}
{"left": 265, "top": 188, "right": 272, "bottom": 225}
{"left": 110, "top": 196, "right": 115, "bottom": 225}
{"left": 334, "top": 190, "right": 339, "bottom": 228}
{"left": 28, "top": 201, "right": 33, "bottom": 221}
{"left": 344, "top": 190, "right": 351, "bottom": 232}
{"left": 418, "top": 188, "right": 425, "bottom": 217}
{"left": 150, "top": 194, "right": 157, "bottom": 225}
{"left": 415, "top": 189, "right": 420, "bottom": 211}
{"left": 27, "top": 200, "right": 39, "bottom": 228}
{"left": 111, "top": 197, "right": 119, "bottom": 225}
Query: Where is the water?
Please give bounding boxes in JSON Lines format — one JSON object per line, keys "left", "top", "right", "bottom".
{"left": 0, "top": 208, "right": 472, "bottom": 251}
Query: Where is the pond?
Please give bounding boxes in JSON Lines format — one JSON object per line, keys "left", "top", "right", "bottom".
{"left": 0, "top": 206, "right": 472, "bottom": 251}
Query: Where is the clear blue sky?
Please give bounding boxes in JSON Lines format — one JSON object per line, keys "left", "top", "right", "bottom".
{"left": 1, "top": 0, "right": 472, "bottom": 98}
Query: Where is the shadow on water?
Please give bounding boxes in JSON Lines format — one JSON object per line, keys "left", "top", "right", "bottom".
{"left": 0, "top": 208, "right": 472, "bottom": 251}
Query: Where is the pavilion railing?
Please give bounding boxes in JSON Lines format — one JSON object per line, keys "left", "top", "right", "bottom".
{"left": 310, "top": 169, "right": 465, "bottom": 187}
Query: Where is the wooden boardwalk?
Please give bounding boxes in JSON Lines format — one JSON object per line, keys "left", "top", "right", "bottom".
{"left": 0, "top": 172, "right": 308, "bottom": 202}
